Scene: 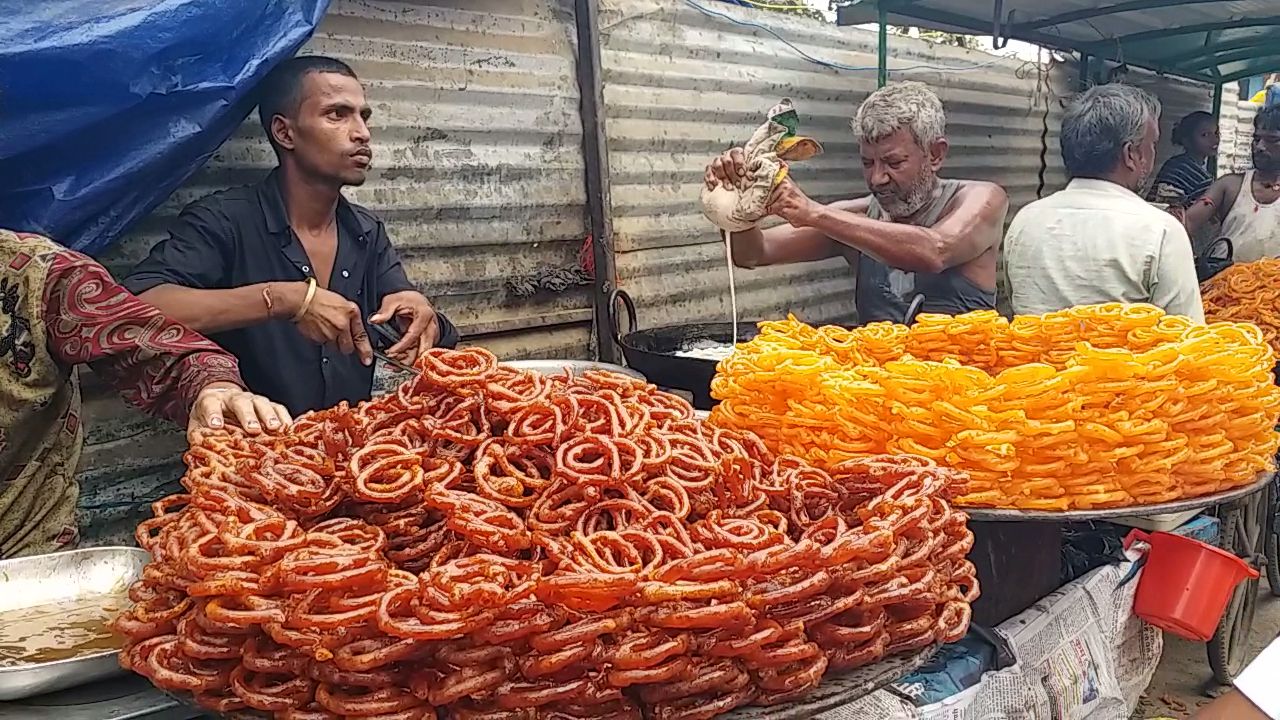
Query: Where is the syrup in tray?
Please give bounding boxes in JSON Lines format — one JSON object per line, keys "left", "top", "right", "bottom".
{"left": 0, "top": 595, "right": 126, "bottom": 667}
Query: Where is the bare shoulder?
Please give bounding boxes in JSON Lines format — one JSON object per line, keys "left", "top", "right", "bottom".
{"left": 955, "top": 179, "right": 1010, "bottom": 209}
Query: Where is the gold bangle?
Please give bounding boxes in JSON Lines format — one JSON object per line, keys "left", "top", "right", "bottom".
{"left": 292, "top": 277, "right": 318, "bottom": 322}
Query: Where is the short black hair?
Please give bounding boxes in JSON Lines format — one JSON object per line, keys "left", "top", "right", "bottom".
{"left": 1172, "top": 111, "right": 1214, "bottom": 148}
{"left": 256, "top": 55, "right": 359, "bottom": 150}
{"left": 1257, "top": 105, "right": 1280, "bottom": 134}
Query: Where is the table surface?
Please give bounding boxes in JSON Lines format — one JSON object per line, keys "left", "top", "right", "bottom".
{"left": 961, "top": 471, "right": 1273, "bottom": 522}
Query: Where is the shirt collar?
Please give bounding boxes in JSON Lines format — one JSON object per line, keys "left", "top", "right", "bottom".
{"left": 1065, "top": 177, "right": 1145, "bottom": 202}
{"left": 256, "top": 169, "right": 376, "bottom": 244}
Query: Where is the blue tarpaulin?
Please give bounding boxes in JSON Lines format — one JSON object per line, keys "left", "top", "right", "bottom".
{"left": 0, "top": 0, "right": 330, "bottom": 256}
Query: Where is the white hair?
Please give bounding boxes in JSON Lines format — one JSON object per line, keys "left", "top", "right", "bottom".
{"left": 852, "top": 81, "right": 947, "bottom": 147}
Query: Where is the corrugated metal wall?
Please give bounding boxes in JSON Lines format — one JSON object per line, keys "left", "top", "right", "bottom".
{"left": 83, "top": 0, "right": 587, "bottom": 544}
{"left": 600, "top": 0, "right": 1069, "bottom": 329}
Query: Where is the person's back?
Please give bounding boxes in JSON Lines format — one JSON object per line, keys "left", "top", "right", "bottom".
{"left": 1005, "top": 180, "right": 1199, "bottom": 317}
{"left": 1004, "top": 83, "right": 1203, "bottom": 321}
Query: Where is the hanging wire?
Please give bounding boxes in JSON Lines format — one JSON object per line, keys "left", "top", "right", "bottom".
{"left": 684, "top": 0, "right": 1015, "bottom": 74}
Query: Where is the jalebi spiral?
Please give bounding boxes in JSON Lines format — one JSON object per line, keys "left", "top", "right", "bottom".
{"left": 115, "top": 348, "right": 976, "bottom": 720}
{"left": 1202, "top": 258, "right": 1280, "bottom": 356}
{"left": 711, "top": 303, "right": 1280, "bottom": 511}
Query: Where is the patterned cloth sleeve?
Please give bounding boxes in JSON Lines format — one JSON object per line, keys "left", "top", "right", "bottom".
{"left": 42, "top": 249, "right": 244, "bottom": 425}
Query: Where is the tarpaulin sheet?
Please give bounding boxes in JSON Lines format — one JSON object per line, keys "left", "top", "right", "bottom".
{"left": 0, "top": 0, "right": 329, "bottom": 255}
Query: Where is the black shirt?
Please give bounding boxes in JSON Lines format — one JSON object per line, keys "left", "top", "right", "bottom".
{"left": 123, "top": 170, "right": 459, "bottom": 415}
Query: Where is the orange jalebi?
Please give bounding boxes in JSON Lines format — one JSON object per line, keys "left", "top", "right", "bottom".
{"left": 711, "top": 303, "right": 1280, "bottom": 511}
{"left": 1202, "top": 258, "right": 1280, "bottom": 355}
{"left": 116, "top": 348, "right": 975, "bottom": 720}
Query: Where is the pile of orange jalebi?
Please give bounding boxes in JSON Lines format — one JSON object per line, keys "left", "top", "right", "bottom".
{"left": 1202, "top": 258, "right": 1280, "bottom": 355}
{"left": 114, "top": 348, "right": 976, "bottom": 720}
{"left": 711, "top": 303, "right": 1280, "bottom": 511}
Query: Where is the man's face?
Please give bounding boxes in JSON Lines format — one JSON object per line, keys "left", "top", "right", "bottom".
{"left": 1125, "top": 117, "right": 1159, "bottom": 192}
{"left": 859, "top": 127, "right": 944, "bottom": 219}
{"left": 1252, "top": 125, "right": 1280, "bottom": 174}
{"left": 275, "top": 72, "right": 373, "bottom": 186}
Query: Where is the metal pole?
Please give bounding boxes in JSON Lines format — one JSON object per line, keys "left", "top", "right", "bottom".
{"left": 1078, "top": 52, "right": 1091, "bottom": 91}
{"left": 573, "top": 0, "right": 620, "bottom": 363}
{"left": 1210, "top": 81, "right": 1224, "bottom": 177}
{"left": 877, "top": 3, "right": 888, "bottom": 88}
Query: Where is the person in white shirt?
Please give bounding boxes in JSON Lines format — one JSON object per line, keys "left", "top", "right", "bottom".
{"left": 1192, "top": 633, "right": 1280, "bottom": 719}
{"left": 1183, "top": 106, "right": 1280, "bottom": 261}
{"left": 1003, "top": 83, "right": 1204, "bottom": 321}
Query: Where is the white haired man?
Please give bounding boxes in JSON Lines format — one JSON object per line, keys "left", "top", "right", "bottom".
{"left": 705, "top": 81, "right": 1009, "bottom": 323}
{"left": 1003, "top": 84, "right": 1204, "bottom": 320}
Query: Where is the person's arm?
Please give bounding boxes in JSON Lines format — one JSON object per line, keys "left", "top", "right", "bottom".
{"left": 43, "top": 251, "right": 291, "bottom": 433}
{"left": 766, "top": 179, "right": 1009, "bottom": 274}
{"left": 1184, "top": 175, "right": 1238, "bottom": 236}
{"left": 729, "top": 198, "right": 869, "bottom": 269}
{"left": 1150, "top": 220, "right": 1206, "bottom": 322}
{"left": 126, "top": 202, "right": 373, "bottom": 364}
{"left": 123, "top": 203, "right": 282, "bottom": 334}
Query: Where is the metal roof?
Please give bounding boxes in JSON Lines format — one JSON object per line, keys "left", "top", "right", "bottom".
{"left": 836, "top": 0, "right": 1280, "bottom": 85}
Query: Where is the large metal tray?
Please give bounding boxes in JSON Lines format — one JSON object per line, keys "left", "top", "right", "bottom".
{"left": 0, "top": 547, "right": 148, "bottom": 701}
{"left": 962, "top": 471, "right": 1272, "bottom": 522}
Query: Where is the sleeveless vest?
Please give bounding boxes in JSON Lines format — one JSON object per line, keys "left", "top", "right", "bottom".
{"left": 844, "top": 179, "right": 997, "bottom": 324}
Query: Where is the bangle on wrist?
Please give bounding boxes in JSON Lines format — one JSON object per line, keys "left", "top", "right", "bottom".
{"left": 292, "top": 278, "right": 318, "bottom": 322}
{"left": 262, "top": 284, "right": 276, "bottom": 318}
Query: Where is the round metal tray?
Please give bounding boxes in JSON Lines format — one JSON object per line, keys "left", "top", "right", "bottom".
{"left": 961, "top": 471, "right": 1273, "bottom": 522}
{"left": 163, "top": 644, "right": 935, "bottom": 719}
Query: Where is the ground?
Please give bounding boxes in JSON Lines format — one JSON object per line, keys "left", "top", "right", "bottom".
{"left": 1131, "top": 583, "right": 1280, "bottom": 719}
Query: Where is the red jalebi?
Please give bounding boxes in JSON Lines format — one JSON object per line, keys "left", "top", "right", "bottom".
{"left": 116, "top": 348, "right": 976, "bottom": 720}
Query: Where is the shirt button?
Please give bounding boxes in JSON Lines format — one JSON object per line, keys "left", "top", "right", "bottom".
{"left": 342, "top": 270, "right": 350, "bottom": 278}
{"left": 322, "top": 358, "right": 329, "bottom": 365}
{"left": 302, "top": 265, "right": 311, "bottom": 273}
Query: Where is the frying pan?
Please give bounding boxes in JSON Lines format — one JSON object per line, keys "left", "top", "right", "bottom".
{"left": 609, "top": 288, "right": 925, "bottom": 410}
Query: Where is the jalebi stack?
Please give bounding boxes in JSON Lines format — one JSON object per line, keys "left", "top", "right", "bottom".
{"left": 711, "top": 303, "right": 1280, "bottom": 511}
{"left": 1202, "top": 258, "right": 1280, "bottom": 355}
{"left": 114, "top": 348, "right": 976, "bottom": 720}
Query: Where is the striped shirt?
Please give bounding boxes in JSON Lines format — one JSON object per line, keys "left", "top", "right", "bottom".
{"left": 1150, "top": 153, "right": 1212, "bottom": 206}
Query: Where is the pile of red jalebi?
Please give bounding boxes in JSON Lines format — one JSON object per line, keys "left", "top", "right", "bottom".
{"left": 115, "top": 348, "right": 976, "bottom": 720}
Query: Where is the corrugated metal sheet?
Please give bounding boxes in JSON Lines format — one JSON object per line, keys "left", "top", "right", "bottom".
{"left": 82, "top": 0, "right": 588, "bottom": 545}
{"left": 600, "top": 0, "right": 1068, "bottom": 328}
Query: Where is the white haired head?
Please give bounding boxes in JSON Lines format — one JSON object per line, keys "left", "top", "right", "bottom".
{"left": 852, "top": 81, "right": 947, "bottom": 149}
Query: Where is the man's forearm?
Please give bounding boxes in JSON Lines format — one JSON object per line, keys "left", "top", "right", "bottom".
{"left": 807, "top": 205, "right": 944, "bottom": 273}
{"left": 728, "top": 227, "right": 769, "bottom": 268}
{"left": 139, "top": 282, "right": 305, "bottom": 334}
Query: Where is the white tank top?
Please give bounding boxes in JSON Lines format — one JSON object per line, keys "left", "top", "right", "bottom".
{"left": 1220, "top": 171, "right": 1280, "bottom": 262}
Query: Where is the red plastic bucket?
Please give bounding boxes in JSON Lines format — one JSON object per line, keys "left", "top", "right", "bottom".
{"left": 1127, "top": 529, "right": 1259, "bottom": 641}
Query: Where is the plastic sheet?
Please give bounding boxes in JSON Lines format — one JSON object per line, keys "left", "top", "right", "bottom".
{"left": 0, "top": 0, "right": 329, "bottom": 255}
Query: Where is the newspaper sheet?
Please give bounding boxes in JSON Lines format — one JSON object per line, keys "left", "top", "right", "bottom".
{"left": 817, "top": 559, "right": 1162, "bottom": 720}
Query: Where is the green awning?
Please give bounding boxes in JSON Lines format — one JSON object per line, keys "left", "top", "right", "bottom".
{"left": 836, "top": 0, "right": 1280, "bottom": 85}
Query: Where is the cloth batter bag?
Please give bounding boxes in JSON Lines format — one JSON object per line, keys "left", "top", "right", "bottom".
{"left": 700, "top": 99, "right": 823, "bottom": 232}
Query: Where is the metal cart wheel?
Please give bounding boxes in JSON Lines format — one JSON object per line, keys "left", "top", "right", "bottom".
{"left": 1207, "top": 485, "right": 1268, "bottom": 684}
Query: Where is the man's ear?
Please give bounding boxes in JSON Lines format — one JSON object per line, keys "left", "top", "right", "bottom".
{"left": 928, "top": 137, "right": 950, "bottom": 171}
{"left": 270, "top": 114, "right": 296, "bottom": 151}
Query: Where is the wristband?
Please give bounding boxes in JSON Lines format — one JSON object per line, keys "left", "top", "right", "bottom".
{"left": 292, "top": 278, "right": 318, "bottom": 322}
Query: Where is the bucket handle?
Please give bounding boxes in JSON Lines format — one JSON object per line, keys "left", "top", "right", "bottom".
{"left": 608, "top": 288, "right": 638, "bottom": 345}
{"left": 905, "top": 294, "right": 926, "bottom": 325}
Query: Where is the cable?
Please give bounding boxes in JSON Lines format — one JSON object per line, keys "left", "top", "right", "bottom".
{"left": 684, "top": 0, "right": 1013, "bottom": 74}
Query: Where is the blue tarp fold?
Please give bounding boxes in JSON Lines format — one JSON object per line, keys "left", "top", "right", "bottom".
{"left": 0, "top": 0, "right": 329, "bottom": 255}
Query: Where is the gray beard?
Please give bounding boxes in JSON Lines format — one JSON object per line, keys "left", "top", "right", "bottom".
{"left": 879, "top": 171, "right": 939, "bottom": 219}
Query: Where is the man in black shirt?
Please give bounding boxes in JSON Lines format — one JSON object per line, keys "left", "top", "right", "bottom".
{"left": 124, "top": 56, "right": 458, "bottom": 415}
